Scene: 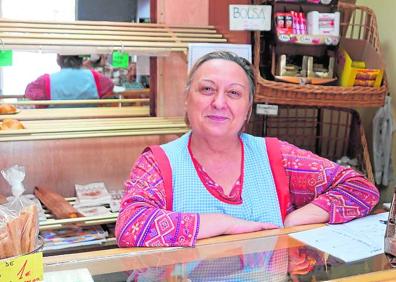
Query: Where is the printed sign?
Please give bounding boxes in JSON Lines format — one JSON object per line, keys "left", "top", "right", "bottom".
{"left": 112, "top": 51, "right": 129, "bottom": 68}
{"left": 256, "top": 104, "right": 278, "bottom": 116}
{"left": 229, "top": 5, "right": 272, "bottom": 31}
{"left": 0, "top": 252, "right": 43, "bottom": 282}
{"left": 0, "top": 50, "right": 13, "bottom": 66}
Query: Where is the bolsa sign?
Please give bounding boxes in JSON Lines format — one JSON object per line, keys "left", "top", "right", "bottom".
{"left": 229, "top": 5, "right": 272, "bottom": 31}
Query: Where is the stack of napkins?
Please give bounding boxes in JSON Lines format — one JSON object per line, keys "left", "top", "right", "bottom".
{"left": 73, "top": 182, "right": 111, "bottom": 208}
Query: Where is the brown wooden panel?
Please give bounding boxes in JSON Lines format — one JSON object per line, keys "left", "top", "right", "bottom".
{"left": 155, "top": 0, "right": 210, "bottom": 117}
{"left": 157, "top": 0, "right": 209, "bottom": 26}
{"left": 209, "top": 0, "right": 251, "bottom": 44}
{"left": 0, "top": 135, "right": 177, "bottom": 197}
{"left": 157, "top": 52, "right": 188, "bottom": 116}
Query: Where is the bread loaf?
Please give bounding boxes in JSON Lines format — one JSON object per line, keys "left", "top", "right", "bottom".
{"left": 0, "top": 119, "right": 25, "bottom": 130}
{"left": 34, "top": 186, "right": 82, "bottom": 219}
{"left": 0, "top": 104, "right": 17, "bottom": 114}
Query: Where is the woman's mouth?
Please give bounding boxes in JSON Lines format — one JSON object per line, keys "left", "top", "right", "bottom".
{"left": 206, "top": 115, "right": 228, "bottom": 121}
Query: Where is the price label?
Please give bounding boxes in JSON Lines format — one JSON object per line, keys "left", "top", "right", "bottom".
{"left": 278, "top": 34, "right": 290, "bottom": 42}
{"left": 112, "top": 51, "right": 129, "bottom": 68}
{"left": 0, "top": 252, "right": 43, "bottom": 282}
{"left": 256, "top": 104, "right": 278, "bottom": 116}
{"left": 0, "top": 50, "right": 13, "bottom": 66}
{"left": 300, "top": 36, "right": 311, "bottom": 44}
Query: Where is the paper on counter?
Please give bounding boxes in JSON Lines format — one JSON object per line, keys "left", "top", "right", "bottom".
{"left": 44, "top": 268, "right": 94, "bottom": 282}
{"left": 289, "top": 212, "right": 388, "bottom": 263}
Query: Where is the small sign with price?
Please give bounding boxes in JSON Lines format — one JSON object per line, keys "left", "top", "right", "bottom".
{"left": 0, "top": 252, "right": 43, "bottom": 282}
{"left": 112, "top": 51, "right": 129, "bottom": 69}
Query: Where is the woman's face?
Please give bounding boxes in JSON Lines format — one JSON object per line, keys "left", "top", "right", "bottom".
{"left": 186, "top": 59, "right": 251, "bottom": 139}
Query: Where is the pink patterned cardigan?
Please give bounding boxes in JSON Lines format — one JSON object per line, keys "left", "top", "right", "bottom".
{"left": 116, "top": 138, "right": 379, "bottom": 247}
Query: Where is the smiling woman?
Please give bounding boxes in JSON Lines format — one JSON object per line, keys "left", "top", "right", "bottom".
{"left": 115, "top": 51, "right": 379, "bottom": 248}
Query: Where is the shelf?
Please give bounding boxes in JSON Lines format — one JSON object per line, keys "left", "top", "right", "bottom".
{"left": 39, "top": 197, "right": 118, "bottom": 231}
{"left": 272, "top": 0, "right": 337, "bottom": 13}
{"left": 0, "top": 116, "right": 188, "bottom": 141}
{"left": 277, "top": 33, "right": 340, "bottom": 46}
{"left": 0, "top": 18, "right": 227, "bottom": 55}
{"left": 0, "top": 106, "right": 150, "bottom": 121}
{"left": 274, "top": 75, "right": 336, "bottom": 85}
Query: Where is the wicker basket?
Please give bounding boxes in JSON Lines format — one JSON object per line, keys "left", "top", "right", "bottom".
{"left": 253, "top": 2, "right": 387, "bottom": 108}
{"left": 247, "top": 105, "right": 374, "bottom": 183}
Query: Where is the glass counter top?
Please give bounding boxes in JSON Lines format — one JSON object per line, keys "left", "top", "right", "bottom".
{"left": 43, "top": 227, "right": 394, "bottom": 282}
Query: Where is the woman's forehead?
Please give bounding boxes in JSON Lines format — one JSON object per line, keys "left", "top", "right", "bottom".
{"left": 193, "top": 59, "right": 248, "bottom": 85}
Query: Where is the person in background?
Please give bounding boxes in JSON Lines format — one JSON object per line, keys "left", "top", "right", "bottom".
{"left": 25, "top": 55, "right": 114, "bottom": 106}
{"left": 115, "top": 51, "right": 379, "bottom": 248}
{"left": 123, "top": 62, "right": 144, "bottom": 90}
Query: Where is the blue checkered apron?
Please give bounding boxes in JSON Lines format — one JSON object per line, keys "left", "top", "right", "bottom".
{"left": 161, "top": 132, "right": 283, "bottom": 227}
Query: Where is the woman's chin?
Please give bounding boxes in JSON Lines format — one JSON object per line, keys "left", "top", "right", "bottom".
{"left": 199, "top": 126, "right": 238, "bottom": 139}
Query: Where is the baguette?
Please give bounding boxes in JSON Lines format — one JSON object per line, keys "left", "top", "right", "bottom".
{"left": 0, "top": 229, "right": 8, "bottom": 259}
{"left": 34, "top": 186, "right": 82, "bottom": 219}
{"left": 6, "top": 216, "right": 23, "bottom": 256}
{"left": 0, "top": 193, "right": 7, "bottom": 205}
{"left": 25, "top": 205, "right": 38, "bottom": 252}
{"left": 1, "top": 230, "right": 16, "bottom": 258}
{"left": 19, "top": 205, "right": 37, "bottom": 254}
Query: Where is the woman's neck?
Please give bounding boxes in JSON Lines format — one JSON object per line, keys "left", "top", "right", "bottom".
{"left": 189, "top": 132, "right": 241, "bottom": 158}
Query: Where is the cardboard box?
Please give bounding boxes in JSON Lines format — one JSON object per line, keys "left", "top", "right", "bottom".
{"left": 337, "top": 38, "right": 384, "bottom": 88}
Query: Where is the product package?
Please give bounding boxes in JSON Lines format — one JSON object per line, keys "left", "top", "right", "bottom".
{"left": 74, "top": 182, "right": 112, "bottom": 208}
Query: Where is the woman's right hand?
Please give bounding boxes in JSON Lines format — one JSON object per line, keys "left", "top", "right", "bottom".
{"left": 197, "top": 213, "right": 279, "bottom": 239}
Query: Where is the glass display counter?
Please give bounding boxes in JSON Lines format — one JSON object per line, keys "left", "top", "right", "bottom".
{"left": 43, "top": 226, "right": 394, "bottom": 282}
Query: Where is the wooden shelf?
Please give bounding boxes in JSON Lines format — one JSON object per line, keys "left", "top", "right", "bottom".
{"left": 0, "top": 116, "right": 187, "bottom": 141}
{"left": 276, "top": 33, "right": 340, "bottom": 46}
{"left": 39, "top": 197, "right": 118, "bottom": 231}
{"left": 0, "top": 106, "right": 149, "bottom": 121}
{"left": 0, "top": 18, "right": 227, "bottom": 55}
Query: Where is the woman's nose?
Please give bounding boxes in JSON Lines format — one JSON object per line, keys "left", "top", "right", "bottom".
{"left": 211, "top": 92, "right": 226, "bottom": 109}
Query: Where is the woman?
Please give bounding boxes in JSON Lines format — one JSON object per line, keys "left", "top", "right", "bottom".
{"left": 116, "top": 51, "right": 379, "bottom": 247}
{"left": 25, "top": 55, "right": 114, "bottom": 107}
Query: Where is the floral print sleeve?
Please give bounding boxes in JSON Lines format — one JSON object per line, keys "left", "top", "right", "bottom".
{"left": 115, "top": 150, "right": 199, "bottom": 247}
{"left": 24, "top": 74, "right": 49, "bottom": 100}
{"left": 280, "top": 140, "right": 379, "bottom": 224}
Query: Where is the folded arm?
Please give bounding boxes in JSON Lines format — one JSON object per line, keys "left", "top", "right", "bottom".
{"left": 115, "top": 151, "right": 199, "bottom": 247}
{"left": 115, "top": 150, "right": 278, "bottom": 247}
{"left": 280, "top": 140, "right": 379, "bottom": 226}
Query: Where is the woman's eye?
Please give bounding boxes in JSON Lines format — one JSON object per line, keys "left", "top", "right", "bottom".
{"left": 228, "top": 90, "right": 241, "bottom": 98}
{"left": 200, "top": 86, "right": 214, "bottom": 95}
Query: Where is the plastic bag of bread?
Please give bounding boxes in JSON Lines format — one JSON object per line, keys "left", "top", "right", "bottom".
{"left": 0, "top": 165, "right": 40, "bottom": 259}
{"left": 0, "top": 204, "right": 39, "bottom": 259}
{"left": 0, "top": 118, "right": 25, "bottom": 130}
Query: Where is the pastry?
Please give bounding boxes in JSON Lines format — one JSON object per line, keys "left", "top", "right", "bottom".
{"left": 0, "top": 119, "right": 25, "bottom": 130}
{"left": 0, "top": 104, "right": 17, "bottom": 114}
